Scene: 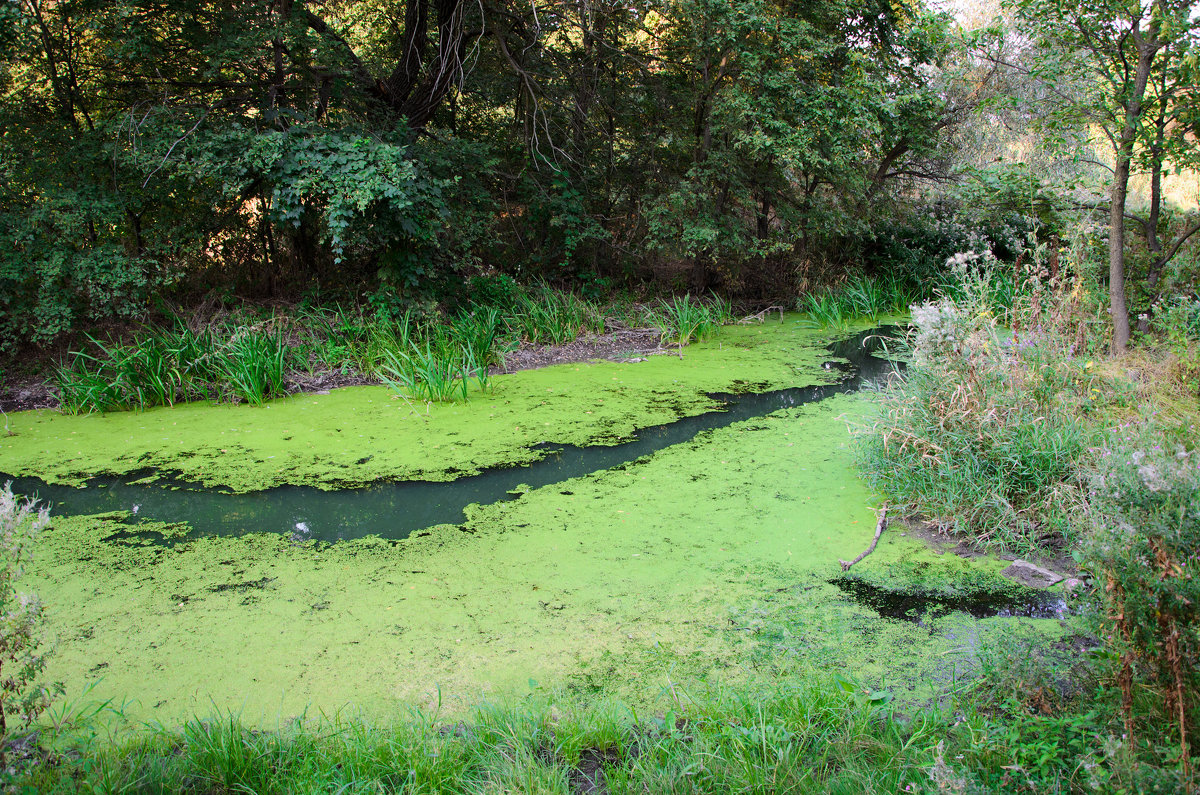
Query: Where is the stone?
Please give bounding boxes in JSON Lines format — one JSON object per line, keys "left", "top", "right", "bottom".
{"left": 1000, "top": 559, "right": 1064, "bottom": 589}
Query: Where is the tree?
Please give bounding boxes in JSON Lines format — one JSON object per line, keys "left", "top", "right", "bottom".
{"left": 1012, "top": 0, "right": 1200, "bottom": 352}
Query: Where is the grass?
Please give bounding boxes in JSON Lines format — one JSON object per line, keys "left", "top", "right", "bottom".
{"left": 854, "top": 287, "right": 1131, "bottom": 551}
{"left": 653, "top": 294, "right": 733, "bottom": 346}
{"left": 799, "top": 275, "right": 921, "bottom": 330}
{"left": 55, "top": 325, "right": 295, "bottom": 414}
{"left": 507, "top": 286, "right": 606, "bottom": 345}
{"left": 379, "top": 341, "right": 472, "bottom": 403}
{"left": 51, "top": 286, "right": 735, "bottom": 413}
{"left": 9, "top": 671, "right": 1180, "bottom": 793}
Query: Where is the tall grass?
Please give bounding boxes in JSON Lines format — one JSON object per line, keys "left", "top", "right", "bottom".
{"left": 379, "top": 341, "right": 472, "bottom": 403}
{"left": 508, "top": 286, "right": 605, "bottom": 344}
{"left": 53, "top": 286, "right": 734, "bottom": 413}
{"left": 653, "top": 294, "right": 733, "bottom": 346}
{"left": 854, "top": 266, "right": 1126, "bottom": 550}
{"left": 799, "top": 275, "right": 920, "bottom": 330}
{"left": 55, "top": 325, "right": 295, "bottom": 414}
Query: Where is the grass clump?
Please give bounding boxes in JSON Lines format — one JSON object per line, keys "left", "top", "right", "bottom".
{"left": 508, "top": 286, "right": 606, "bottom": 345}
{"left": 55, "top": 325, "right": 295, "bottom": 414}
{"left": 799, "top": 274, "right": 920, "bottom": 329}
{"left": 856, "top": 267, "right": 1121, "bottom": 549}
{"left": 652, "top": 294, "right": 733, "bottom": 346}
{"left": 50, "top": 285, "right": 734, "bottom": 412}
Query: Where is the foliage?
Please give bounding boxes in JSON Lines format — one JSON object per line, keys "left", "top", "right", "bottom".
{"left": 652, "top": 294, "right": 732, "bottom": 346}
{"left": 55, "top": 326, "right": 295, "bottom": 414}
{"left": 1081, "top": 425, "right": 1200, "bottom": 766}
{"left": 1008, "top": 0, "right": 1200, "bottom": 350}
{"left": 1151, "top": 295, "right": 1200, "bottom": 394}
{"left": 0, "top": 0, "right": 979, "bottom": 350}
{"left": 800, "top": 276, "right": 921, "bottom": 330}
{"left": 507, "top": 288, "right": 605, "bottom": 345}
{"left": 856, "top": 262, "right": 1122, "bottom": 550}
{"left": 0, "top": 485, "right": 57, "bottom": 743}
{"left": 13, "top": 671, "right": 1197, "bottom": 792}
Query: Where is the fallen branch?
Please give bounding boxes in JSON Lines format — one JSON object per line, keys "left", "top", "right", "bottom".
{"left": 841, "top": 504, "right": 888, "bottom": 571}
{"left": 738, "top": 305, "right": 785, "bottom": 325}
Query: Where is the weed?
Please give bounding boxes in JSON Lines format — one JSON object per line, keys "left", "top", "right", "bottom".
{"left": 380, "top": 342, "right": 470, "bottom": 403}
{"left": 509, "top": 286, "right": 605, "bottom": 344}
{"left": 653, "top": 294, "right": 730, "bottom": 346}
{"left": 54, "top": 325, "right": 295, "bottom": 414}
{"left": 855, "top": 264, "right": 1121, "bottom": 551}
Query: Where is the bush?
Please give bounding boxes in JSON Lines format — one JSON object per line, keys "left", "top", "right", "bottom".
{"left": 0, "top": 484, "right": 56, "bottom": 746}
{"left": 1082, "top": 429, "right": 1200, "bottom": 765}
{"left": 856, "top": 264, "right": 1112, "bottom": 549}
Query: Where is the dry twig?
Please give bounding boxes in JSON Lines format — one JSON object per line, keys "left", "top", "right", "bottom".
{"left": 840, "top": 504, "right": 888, "bottom": 571}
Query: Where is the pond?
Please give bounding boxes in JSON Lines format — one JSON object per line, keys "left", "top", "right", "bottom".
{"left": 4, "top": 319, "right": 1072, "bottom": 724}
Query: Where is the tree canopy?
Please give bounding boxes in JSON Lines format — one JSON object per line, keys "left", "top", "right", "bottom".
{"left": 0, "top": 0, "right": 974, "bottom": 345}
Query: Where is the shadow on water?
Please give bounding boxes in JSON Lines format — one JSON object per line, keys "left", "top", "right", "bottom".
{"left": 831, "top": 577, "right": 1069, "bottom": 623}
{"left": 5, "top": 327, "right": 900, "bottom": 544}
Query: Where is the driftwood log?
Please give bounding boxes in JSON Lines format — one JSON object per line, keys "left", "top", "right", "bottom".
{"left": 840, "top": 504, "right": 888, "bottom": 571}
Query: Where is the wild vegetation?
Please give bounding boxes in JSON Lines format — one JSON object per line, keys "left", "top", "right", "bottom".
{"left": 0, "top": 485, "right": 56, "bottom": 748}
{"left": 858, "top": 239, "right": 1200, "bottom": 779}
{"left": 0, "top": 0, "right": 1199, "bottom": 790}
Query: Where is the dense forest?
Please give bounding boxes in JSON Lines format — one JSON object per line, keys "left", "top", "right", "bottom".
{"left": 3, "top": 0, "right": 1192, "bottom": 354}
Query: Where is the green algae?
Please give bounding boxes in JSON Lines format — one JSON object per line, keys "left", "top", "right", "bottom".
{"left": 843, "top": 549, "right": 1025, "bottom": 600}
{"left": 0, "top": 320, "right": 838, "bottom": 492}
{"left": 26, "top": 385, "right": 1071, "bottom": 727}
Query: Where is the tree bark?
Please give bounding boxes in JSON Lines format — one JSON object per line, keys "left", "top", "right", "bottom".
{"left": 1108, "top": 18, "right": 1160, "bottom": 353}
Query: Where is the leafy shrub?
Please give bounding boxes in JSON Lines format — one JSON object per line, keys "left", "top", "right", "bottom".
{"left": 1082, "top": 429, "right": 1200, "bottom": 765}
{"left": 465, "top": 274, "right": 522, "bottom": 310}
{"left": 0, "top": 484, "right": 57, "bottom": 745}
{"left": 856, "top": 266, "right": 1112, "bottom": 549}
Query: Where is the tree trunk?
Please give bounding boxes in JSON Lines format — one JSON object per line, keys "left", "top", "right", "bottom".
{"left": 1108, "top": 26, "right": 1159, "bottom": 353}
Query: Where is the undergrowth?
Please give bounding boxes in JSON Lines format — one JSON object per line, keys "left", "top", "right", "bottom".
{"left": 55, "top": 325, "right": 294, "bottom": 413}
{"left": 7, "top": 674, "right": 1179, "bottom": 794}
{"left": 799, "top": 274, "right": 922, "bottom": 329}
{"left": 855, "top": 267, "right": 1126, "bottom": 551}
{"left": 857, "top": 233, "right": 1200, "bottom": 777}
{"left": 50, "top": 285, "right": 738, "bottom": 414}
{"left": 653, "top": 294, "right": 733, "bottom": 346}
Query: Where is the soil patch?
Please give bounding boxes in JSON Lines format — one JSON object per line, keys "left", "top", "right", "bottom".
{"left": 498, "top": 329, "right": 670, "bottom": 373}
{"left": 0, "top": 381, "right": 56, "bottom": 413}
{"left": 570, "top": 747, "right": 625, "bottom": 795}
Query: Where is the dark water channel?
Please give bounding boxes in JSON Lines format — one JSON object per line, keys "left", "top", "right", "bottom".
{"left": 6, "top": 327, "right": 899, "bottom": 544}
{"left": 831, "top": 578, "right": 1069, "bottom": 623}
